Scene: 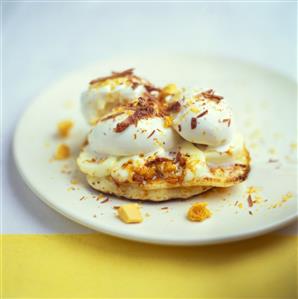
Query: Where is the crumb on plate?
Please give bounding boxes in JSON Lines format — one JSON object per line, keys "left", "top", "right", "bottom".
{"left": 55, "top": 144, "right": 70, "bottom": 160}
{"left": 163, "top": 116, "right": 173, "bottom": 128}
{"left": 117, "top": 203, "right": 143, "bottom": 224}
{"left": 161, "top": 83, "right": 178, "bottom": 96}
{"left": 187, "top": 202, "right": 212, "bottom": 222}
{"left": 57, "top": 120, "right": 74, "bottom": 137}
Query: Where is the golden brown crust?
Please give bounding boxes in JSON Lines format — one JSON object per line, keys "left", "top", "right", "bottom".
{"left": 86, "top": 175, "right": 212, "bottom": 201}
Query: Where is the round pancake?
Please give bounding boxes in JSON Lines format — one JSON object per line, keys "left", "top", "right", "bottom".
{"left": 86, "top": 175, "right": 212, "bottom": 201}
{"left": 80, "top": 145, "right": 250, "bottom": 201}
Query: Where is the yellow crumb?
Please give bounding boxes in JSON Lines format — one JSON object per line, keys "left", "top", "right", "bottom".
{"left": 95, "top": 194, "right": 106, "bottom": 201}
{"left": 54, "top": 144, "right": 70, "bottom": 160}
{"left": 163, "top": 116, "right": 173, "bottom": 128}
{"left": 190, "top": 106, "right": 200, "bottom": 113}
{"left": 246, "top": 186, "right": 261, "bottom": 195}
{"left": 270, "top": 192, "right": 294, "bottom": 209}
{"left": 253, "top": 195, "right": 263, "bottom": 204}
{"left": 117, "top": 204, "right": 143, "bottom": 224}
{"left": 57, "top": 120, "right": 74, "bottom": 137}
{"left": 161, "top": 83, "right": 178, "bottom": 95}
{"left": 290, "top": 143, "right": 297, "bottom": 151}
{"left": 282, "top": 192, "right": 293, "bottom": 202}
{"left": 70, "top": 179, "right": 79, "bottom": 185}
{"left": 187, "top": 202, "right": 212, "bottom": 222}
{"left": 237, "top": 203, "right": 243, "bottom": 209}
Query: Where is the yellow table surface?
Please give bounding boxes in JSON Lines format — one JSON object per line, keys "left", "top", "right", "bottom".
{"left": 2, "top": 233, "right": 297, "bottom": 299}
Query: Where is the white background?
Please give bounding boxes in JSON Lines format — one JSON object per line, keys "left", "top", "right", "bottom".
{"left": 2, "top": 1, "right": 297, "bottom": 233}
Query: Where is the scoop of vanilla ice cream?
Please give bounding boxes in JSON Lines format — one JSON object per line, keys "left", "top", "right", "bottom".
{"left": 81, "top": 83, "right": 146, "bottom": 124}
{"left": 88, "top": 112, "right": 181, "bottom": 156}
{"left": 172, "top": 89, "right": 234, "bottom": 147}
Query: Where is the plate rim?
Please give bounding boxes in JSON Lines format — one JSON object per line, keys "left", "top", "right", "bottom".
{"left": 13, "top": 55, "right": 298, "bottom": 246}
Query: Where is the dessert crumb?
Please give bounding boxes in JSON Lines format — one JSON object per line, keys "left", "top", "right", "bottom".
{"left": 54, "top": 144, "right": 70, "bottom": 160}
{"left": 187, "top": 202, "right": 211, "bottom": 222}
{"left": 117, "top": 203, "right": 143, "bottom": 224}
{"left": 270, "top": 192, "right": 294, "bottom": 208}
{"left": 57, "top": 120, "right": 74, "bottom": 137}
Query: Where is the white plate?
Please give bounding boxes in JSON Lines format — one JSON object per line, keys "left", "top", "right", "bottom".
{"left": 14, "top": 54, "right": 297, "bottom": 245}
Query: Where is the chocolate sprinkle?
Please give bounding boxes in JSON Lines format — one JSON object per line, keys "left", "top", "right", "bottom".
{"left": 268, "top": 159, "right": 279, "bottom": 163}
{"left": 223, "top": 118, "right": 231, "bottom": 127}
{"left": 100, "top": 197, "right": 109, "bottom": 204}
{"left": 201, "top": 89, "right": 223, "bottom": 103}
{"left": 197, "top": 110, "right": 208, "bottom": 118}
{"left": 145, "top": 157, "right": 171, "bottom": 166}
{"left": 247, "top": 194, "right": 253, "bottom": 207}
{"left": 147, "top": 130, "right": 156, "bottom": 139}
{"left": 191, "top": 117, "right": 197, "bottom": 129}
{"left": 167, "top": 101, "right": 181, "bottom": 113}
{"left": 175, "top": 152, "right": 186, "bottom": 167}
{"left": 114, "top": 97, "right": 157, "bottom": 133}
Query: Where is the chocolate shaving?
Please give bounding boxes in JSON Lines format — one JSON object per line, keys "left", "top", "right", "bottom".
{"left": 132, "top": 173, "right": 145, "bottom": 183}
{"left": 147, "top": 130, "right": 156, "bottom": 139}
{"left": 161, "top": 207, "right": 168, "bottom": 210}
{"left": 191, "top": 117, "right": 197, "bottom": 129}
{"left": 247, "top": 194, "right": 253, "bottom": 207}
{"left": 90, "top": 68, "right": 134, "bottom": 85}
{"left": 249, "top": 211, "right": 253, "bottom": 215}
{"left": 268, "top": 159, "right": 279, "bottom": 163}
{"left": 131, "top": 81, "right": 139, "bottom": 89}
{"left": 178, "top": 124, "right": 182, "bottom": 132}
{"left": 145, "top": 157, "right": 171, "bottom": 166}
{"left": 144, "top": 84, "right": 161, "bottom": 93}
{"left": 114, "top": 120, "right": 131, "bottom": 133}
{"left": 100, "top": 197, "right": 109, "bottom": 204}
{"left": 113, "top": 206, "right": 120, "bottom": 210}
{"left": 175, "top": 152, "right": 186, "bottom": 167}
{"left": 197, "top": 110, "right": 208, "bottom": 118}
{"left": 114, "top": 97, "right": 157, "bottom": 133}
{"left": 167, "top": 101, "right": 181, "bottom": 113}
{"left": 223, "top": 118, "right": 231, "bottom": 127}
{"left": 201, "top": 89, "right": 223, "bottom": 103}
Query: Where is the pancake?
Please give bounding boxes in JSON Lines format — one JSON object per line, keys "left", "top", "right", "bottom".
{"left": 78, "top": 143, "right": 250, "bottom": 201}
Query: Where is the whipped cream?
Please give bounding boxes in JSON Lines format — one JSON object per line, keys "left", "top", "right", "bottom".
{"left": 81, "top": 83, "right": 147, "bottom": 124}
{"left": 171, "top": 88, "right": 234, "bottom": 147}
{"left": 88, "top": 112, "right": 181, "bottom": 156}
